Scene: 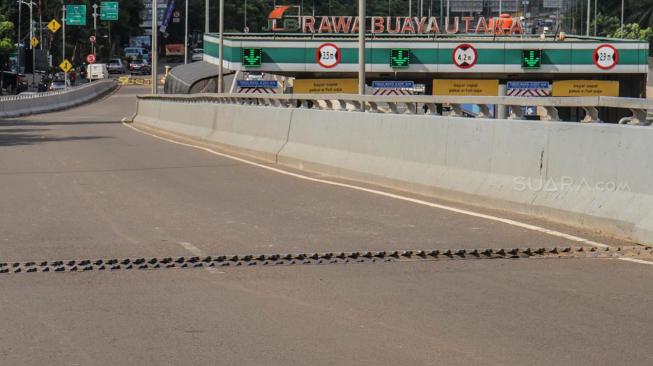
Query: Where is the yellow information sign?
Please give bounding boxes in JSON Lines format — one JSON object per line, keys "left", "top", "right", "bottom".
{"left": 31, "top": 37, "right": 39, "bottom": 48}
{"left": 59, "top": 59, "right": 73, "bottom": 73}
{"left": 47, "top": 19, "right": 62, "bottom": 33}
{"left": 552, "top": 80, "right": 619, "bottom": 97}
{"left": 293, "top": 79, "right": 358, "bottom": 94}
{"left": 433, "top": 79, "right": 499, "bottom": 96}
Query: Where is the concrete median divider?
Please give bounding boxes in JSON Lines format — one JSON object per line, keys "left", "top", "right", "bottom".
{"left": 0, "top": 80, "right": 117, "bottom": 118}
{"left": 132, "top": 96, "right": 653, "bottom": 244}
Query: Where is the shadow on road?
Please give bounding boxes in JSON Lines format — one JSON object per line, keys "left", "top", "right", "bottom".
{"left": 0, "top": 132, "right": 110, "bottom": 147}
{"left": 0, "top": 120, "right": 123, "bottom": 127}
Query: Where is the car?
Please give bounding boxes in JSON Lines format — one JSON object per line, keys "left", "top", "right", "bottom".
{"left": 129, "top": 59, "right": 151, "bottom": 75}
{"left": 191, "top": 48, "right": 204, "bottom": 62}
{"left": 106, "top": 59, "right": 126, "bottom": 74}
{"left": 0, "top": 71, "right": 28, "bottom": 94}
{"left": 49, "top": 77, "right": 71, "bottom": 91}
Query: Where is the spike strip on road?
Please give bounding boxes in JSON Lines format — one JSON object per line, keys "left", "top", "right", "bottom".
{"left": 0, "top": 246, "right": 651, "bottom": 275}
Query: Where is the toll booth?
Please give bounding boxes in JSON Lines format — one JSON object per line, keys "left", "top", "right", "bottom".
{"left": 203, "top": 33, "right": 649, "bottom": 122}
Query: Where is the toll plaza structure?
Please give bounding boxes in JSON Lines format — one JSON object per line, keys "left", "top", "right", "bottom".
{"left": 203, "top": 32, "right": 649, "bottom": 121}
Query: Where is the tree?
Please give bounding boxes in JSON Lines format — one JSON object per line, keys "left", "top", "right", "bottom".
{"left": 0, "top": 14, "right": 14, "bottom": 69}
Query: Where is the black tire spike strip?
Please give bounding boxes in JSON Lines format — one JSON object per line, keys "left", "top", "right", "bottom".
{"left": 0, "top": 246, "right": 651, "bottom": 275}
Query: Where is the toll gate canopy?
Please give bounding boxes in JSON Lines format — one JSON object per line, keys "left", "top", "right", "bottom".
{"left": 203, "top": 33, "right": 649, "bottom": 98}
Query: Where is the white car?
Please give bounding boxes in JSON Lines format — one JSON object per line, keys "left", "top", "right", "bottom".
{"left": 191, "top": 48, "right": 204, "bottom": 62}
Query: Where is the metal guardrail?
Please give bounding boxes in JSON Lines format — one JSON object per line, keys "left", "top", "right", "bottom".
{"left": 138, "top": 93, "right": 653, "bottom": 125}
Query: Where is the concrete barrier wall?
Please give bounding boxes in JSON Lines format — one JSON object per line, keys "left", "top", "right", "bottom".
{"left": 133, "top": 99, "right": 653, "bottom": 244}
{"left": 0, "top": 80, "right": 117, "bottom": 118}
{"left": 135, "top": 98, "right": 292, "bottom": 162}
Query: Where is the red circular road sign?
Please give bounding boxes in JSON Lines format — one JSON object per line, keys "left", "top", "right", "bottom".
{"left": 452, "top": 44, "right": 478, "bottom": 69}
{"left": 89, "top": 35, "right": 96, "bottom": 44}
{"left": 86, "top": 54, "right": 96, "bottom": 64}
{"left": 316, "top": 43, "right": 341, "bottom": 69}
{"left": 593, "top": 44, "right": 618, "bottom": 70}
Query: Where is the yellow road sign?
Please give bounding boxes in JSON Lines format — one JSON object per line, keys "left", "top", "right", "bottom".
{"left": 552, "top": 80, "right": 619, "bottom": 97}
{"left": 293, "top": 79, "right": 358, "bottom": 94}
{"left": 31, "top": 37, "right": 39, "bottom": 48}
{"left": 59, "top": 59, "right": 73, "bottom": 73}
{"left": 47, "top": 19, "right": 62, "bottom": 33}
{"left": 433, "top": 79, "right": 499, "bottom": 96}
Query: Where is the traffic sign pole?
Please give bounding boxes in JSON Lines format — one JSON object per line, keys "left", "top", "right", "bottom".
{"left": 63, "top": 5, "right": 67, "bottom": 90}
{"left": 151, "top": 0, "right": 158, "bottom": 94}
{"left": 92, "top": 4, "right": 98, "bottom": 56}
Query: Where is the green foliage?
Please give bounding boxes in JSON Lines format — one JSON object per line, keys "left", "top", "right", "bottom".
{"left": 0, "top": 14, "right": 14, "bottom": 67}
{"left": 609, "top": 23, "right": 653, "bottom": 40}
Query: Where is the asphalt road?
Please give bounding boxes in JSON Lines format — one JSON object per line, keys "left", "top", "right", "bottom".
{"left": 1, "top": 86, "right": 652, "bottom": 365}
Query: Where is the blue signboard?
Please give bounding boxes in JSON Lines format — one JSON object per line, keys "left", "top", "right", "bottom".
{"left": 237, "top": 80, "right": 279, "bottom": 88}
{"left": 507, "top": 81, "right": 550, "bottom": 89}
{"left": 372, "top": 81, "right": 415, "bottom": 89}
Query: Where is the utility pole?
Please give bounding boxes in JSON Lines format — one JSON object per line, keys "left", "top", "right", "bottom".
{"left": 152, "top": 0, "right": 158, "bottom": 94}
{"left": 499, "top": 0, "right": 502, "bottom": 16}
{"left": 358, "top": 0, "right": 365, "bottom": 96}
{"left": 184, "top": 0, "right": 188, "bottom": 64}
{"left": 217, "top": 0, "right": 224, "bottom": 93}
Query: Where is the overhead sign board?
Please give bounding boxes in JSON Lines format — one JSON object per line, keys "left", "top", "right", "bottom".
{"left": 552, "top": 80, "right": 619, "bottom": 97}
{"left": 47, "top": 19, "right": 61, "bottom": 33}
{"left": 372, "top": 81, "right": 415, "bottom": 89}
{"left": 390, "top": 49, "right": 410, "bottom": 68}
{"left": 237, "top": 80, "right": 279, "bottom": 88}
{"left": 242, "top": 48, "right": 263, "bottom": 67}
{"left": 294, "top": 79, "right": 358, "bottom": 94}
{"left": 433, "top": 79, "right": 499, "bottom": 96}
{"left": 66, "top": 5, "right": 87, "bottom": 26}
{"left": 100, "top": 2, "right": 119, "bottom": 21}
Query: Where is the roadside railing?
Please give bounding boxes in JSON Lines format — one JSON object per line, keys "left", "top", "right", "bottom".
{"left": 139, "top": 93, "right": 653, "bottom": 126}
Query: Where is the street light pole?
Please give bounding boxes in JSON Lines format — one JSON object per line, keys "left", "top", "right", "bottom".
{"left": 151, "top": 0, "right": 158, "bottom": 94}
{"left": 620, "top": 0, "right": 624, "bottom": 38}
{"left": 184, "top": 0, "right": 188, "bottom": 64}
{"left": 358, "top": 0, "right": 365, "bottom": 96}
{"left": 585, "top": 0, "right": 590, "bottom": 36}
{"left": 217, "top": 0, "right": 224, "bottom": 93}
{"left": 205, "top": 0, "right": 209, "bottom": 34}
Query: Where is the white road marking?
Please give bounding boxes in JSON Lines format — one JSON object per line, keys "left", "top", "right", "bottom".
{"left": 177, "top": 241, "right": 225, "bottom": 274}
{"left": 618, "top": 258, "right": 653, "bottom": 266}
{"left": 124, "top": 122, "right": 610, "bottom": 249}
